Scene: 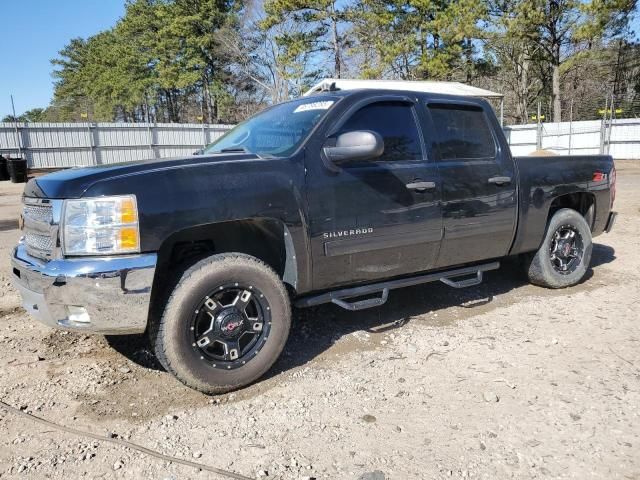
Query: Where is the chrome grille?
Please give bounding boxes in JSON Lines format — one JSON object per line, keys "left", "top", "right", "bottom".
{"left": 22, "top": 199, "right": 56, "bottom": 260}
{"left": 23, "top": 204, "right": 53, "bottom": 224}
{"left": 25, "top": 232, "right": 54, "bottom": 253}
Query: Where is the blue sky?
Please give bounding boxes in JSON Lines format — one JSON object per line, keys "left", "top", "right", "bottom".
{"left": 0, "top": 0, "right": 124, "bottom": 118}
{"left": 0, "top": 1, "right": 638, "bottom": 119}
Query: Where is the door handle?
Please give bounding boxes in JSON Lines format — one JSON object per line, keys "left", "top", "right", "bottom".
{"left": 488, "top": 176, "right": 512, "bottom": 185}
{"left": 406, "top": 181, "right": 436, "bottom": 192}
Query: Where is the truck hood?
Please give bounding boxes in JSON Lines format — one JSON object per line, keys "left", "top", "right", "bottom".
{"left": 24, "top": 153, "right": 260, "bottom": 199}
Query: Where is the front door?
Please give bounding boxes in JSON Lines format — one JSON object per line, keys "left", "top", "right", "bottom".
{"left": 306, "top": 97, "right": 443, "bottom": 291}
{"left": 424, "top": 101, "right": 518, "bottom": 268}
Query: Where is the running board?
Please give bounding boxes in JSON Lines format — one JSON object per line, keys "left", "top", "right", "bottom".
{"left": 295, "top": 261, "right": 500, "bottom": 310}
{"left": 439, "top": 270, "right": 484, "bottom": 289}
{"left": 331, "top": 288, "right": 389, "bottom": 311}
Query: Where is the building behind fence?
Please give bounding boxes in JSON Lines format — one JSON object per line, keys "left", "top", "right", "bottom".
{"left": 0, "top": 122, "right": 233, "bottom": 168}
{"left": 0, "top": 118, "right": 639, "bottom": 168}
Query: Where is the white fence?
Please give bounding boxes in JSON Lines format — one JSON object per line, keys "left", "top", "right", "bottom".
{"left": 1, "top": 118, "right": 639, "bottom": 168}
{"left": 504, "top": 118, "right": 640, "bottom": 159}
{"left": 0, "top": 122, "right": 233, "bottom": 168}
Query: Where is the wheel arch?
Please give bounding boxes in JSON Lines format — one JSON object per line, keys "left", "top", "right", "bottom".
{"left": 148, "top": 218, "right": 300, "bottom": 331}
{"left": 547, "top": 192, "right": 596, "bottom": 230}
{"left": 510, "top": 188, "right": 597, "bottom": 256}
{"left": 523, "top": 206, "right": 594, "bottom": 289}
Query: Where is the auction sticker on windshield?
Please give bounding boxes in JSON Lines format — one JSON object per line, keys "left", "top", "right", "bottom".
{"left": 294, "top": 101, "right": 334, "bottom": 113}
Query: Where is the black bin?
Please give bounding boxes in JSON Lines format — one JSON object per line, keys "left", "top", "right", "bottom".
{"left": 7, "top": 157, "right": 28, "bottom": 183}
{"left": 0, "top": 156, "right": 9, "bottom": 181}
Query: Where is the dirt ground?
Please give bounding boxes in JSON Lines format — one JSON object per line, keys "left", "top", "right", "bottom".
{"left": 0, "top": 162, "right": 639, "bottom": 480}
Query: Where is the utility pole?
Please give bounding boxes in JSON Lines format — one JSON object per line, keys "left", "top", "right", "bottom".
{"left": 568, "top": 100, "right": 573, "bottom": 155}
{"left": 10, "top": 95, "right": 22, "bottom": 158}
{"left": 606, "top": 93, "right": 615, "bottom": 155}
{"left": 200, "top": 93, "right": 206, "bottom": 148}
{"left": 536, "top": 101, "right": 542, "bottom": 151}
{"left": 600, "top": 95, "right": 609, "bottom": 154}
{"left": 10, "top": 94, "right": 16, "bottom": 119}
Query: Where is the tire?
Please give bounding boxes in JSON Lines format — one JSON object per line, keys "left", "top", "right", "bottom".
{"left": 150, "top": 253, "right": 291, "bottom": 394}
{"left": 523, "top": 208, "right": 593, "bottom": 289}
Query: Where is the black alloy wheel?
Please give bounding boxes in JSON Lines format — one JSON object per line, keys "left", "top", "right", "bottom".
{"left": 190, "top": 284, "right": 271, "bottom": 369}
{"left": 150, "top": 253, "right": 291, "bottom": 394}
{"left": 523, "top": 208, "right": 593, "bottom": 289}
{"left": 548, "top": 224, "right": 584, "bottom": 275}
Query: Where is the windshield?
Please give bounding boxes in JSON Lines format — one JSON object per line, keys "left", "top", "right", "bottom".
{"left": 203, "top": 96, "right": 338, "bottom": 157}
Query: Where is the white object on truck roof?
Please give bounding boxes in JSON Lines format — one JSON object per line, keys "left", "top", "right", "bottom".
{"left": 303, "top": 78, "right": 503, "bottom": 99}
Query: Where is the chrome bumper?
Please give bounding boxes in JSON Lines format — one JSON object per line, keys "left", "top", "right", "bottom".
{"left": 10, "top": 242, "right": 157, "bottom": 334}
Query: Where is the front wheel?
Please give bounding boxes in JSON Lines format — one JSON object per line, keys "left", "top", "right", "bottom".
{"left": 150, "top": 253, "right": 291, "bottom": 394}
{"left": 523, "top": 208, "right": 593, "bottom": 289}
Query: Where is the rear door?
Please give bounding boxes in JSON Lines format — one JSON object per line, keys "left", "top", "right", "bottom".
{"left": 424, "top": 100, "right": 517, "bottom": 268}
{"left": 306, "top": 96, "right": 443, "bottom": 290}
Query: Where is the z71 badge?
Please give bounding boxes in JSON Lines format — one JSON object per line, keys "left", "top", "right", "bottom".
{"left": 323, "top": 227, "right": 374, "bottom": 239}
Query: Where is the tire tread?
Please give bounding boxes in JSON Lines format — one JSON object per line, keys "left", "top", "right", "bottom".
{"left": 524, "top": 208, "right": 593, "bottom": 289}
{"left": 149, "top": 253, "right": 290, "bottom": 394}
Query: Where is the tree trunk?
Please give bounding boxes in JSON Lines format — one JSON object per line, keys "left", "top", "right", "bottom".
{"left": 517, "top": 55, "right": 530, "bottom": 124}
{"left": 203, "top": 79, "right": 212, "bottom": 123}
{"left": 159, "top": 94, "right": 167, "bottom": 122}
{"left": 551, "top": 42, "right": 561, "bottom": 122}
{"left": 164, "top": 91, "right": 173, "bottom": 122}
{"left": 331, "top": 4, "right": 341, "bottom": 78}
{"left": 167, "top": 90, "right": 179, "bottom": 123}
{"left": 464, "top": 38, "right": 473, "bottom": 84}
{"left": 612, "top": 39, "right": 624, "bottom": 95}
{"left": 205, "top": 70, "right": 215, "bottom": 123}
{"left": 552, "top": 62, "right": 561, "bottom": 122}
{"left": 207, "top": 85, "right": 214, "bottom": 123}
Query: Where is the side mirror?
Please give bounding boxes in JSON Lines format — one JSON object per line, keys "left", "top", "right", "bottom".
{"left": 323, "top": 130, "right": 384, "bottom": 164}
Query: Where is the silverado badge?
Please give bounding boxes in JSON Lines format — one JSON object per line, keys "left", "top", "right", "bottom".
{"left": 323, "top": 227, "right": 374, "bottom": 239}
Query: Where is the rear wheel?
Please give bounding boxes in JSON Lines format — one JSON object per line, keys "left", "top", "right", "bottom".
{"left": 150, "top": 253, "right": 291, "bottom": 394}
{"left": 523, "top": 208, "right": 593, "bottom": 288}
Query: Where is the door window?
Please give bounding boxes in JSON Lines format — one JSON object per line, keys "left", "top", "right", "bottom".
{"left": 338, "top": 101, "right": 423, "bottom": 162}
{"left": 427, "top": 105, "right": 496, "bottom": 161}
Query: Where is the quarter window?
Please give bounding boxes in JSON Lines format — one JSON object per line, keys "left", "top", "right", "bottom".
{"left": 338, "top": 101, "right": 423, "bottom": 162}
{"left": 427, "top": 105, "right": 496, "bottom": 161}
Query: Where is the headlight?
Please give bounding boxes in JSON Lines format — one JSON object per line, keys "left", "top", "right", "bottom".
{"left": 62, "top": 195, "right": 140, "bottom": 255}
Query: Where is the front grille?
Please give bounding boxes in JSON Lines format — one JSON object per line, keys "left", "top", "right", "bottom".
{"left": 23, "top": 204, "right": 53, "bottom": 224}
{"left": 25, "top": 232, "right": 54, "bottom": 254}
{"left": 23, "top": 199, "right": 55, "bottom": 260}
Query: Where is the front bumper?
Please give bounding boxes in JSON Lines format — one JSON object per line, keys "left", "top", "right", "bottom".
{"left": 10, "top": 242, "right": 157, "bottom": 334}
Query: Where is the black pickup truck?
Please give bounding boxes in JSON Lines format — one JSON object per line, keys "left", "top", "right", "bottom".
{"left": 11, "top": 89, "right": 617, "bottom": 393}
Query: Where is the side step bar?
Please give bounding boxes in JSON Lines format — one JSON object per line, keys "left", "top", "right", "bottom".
{"left": 295, "top": 261, "right": 500, "bottom": 311}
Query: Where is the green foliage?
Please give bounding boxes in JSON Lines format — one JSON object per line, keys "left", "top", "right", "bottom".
{"left": 261, "top": 0, "right": 350, "bottom": 81}
{"left": 342, "top": 0, "right": 488, "bottom": 80}
{"left": 483, "top": 0, "right": 638, "bottom": 121}
{"left": 51, "top": 0, "right": 241, "bottom": 123}
{"left": 578, "top": 0, "right": 637, "bottom": 39}
{"left": 1, "top": 108, "right": 46, "bottom": 122}
{"left": 44, "top": 0, "right": 638, "bottom": 124}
